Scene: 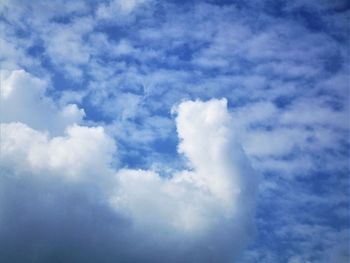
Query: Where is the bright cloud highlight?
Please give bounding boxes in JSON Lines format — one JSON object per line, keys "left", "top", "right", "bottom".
{"left": 0, "top": 71, "right": 256, "bottom": 262}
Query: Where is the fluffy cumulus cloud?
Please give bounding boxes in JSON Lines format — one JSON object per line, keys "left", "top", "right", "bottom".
{"left": 0, "top": 70, "right": 85, "bottom": 134}
{"left": 112, "top": 99, "right": 256, "bottom": 237}
{"left": 1, "top": 123, "right": 114, "bottom": 180}
{"left": 0, "top": 0, "right": 349, "bottom": 262}
{"left": 0, "top": 70, "right": 256, "bottom": 262}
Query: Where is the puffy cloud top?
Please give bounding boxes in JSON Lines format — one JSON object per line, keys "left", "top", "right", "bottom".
{"left": 0, "top": 82, "right": 256, "bottom": 262}
{"left": 0, "top": 70, "right": 85, "bottom": 134}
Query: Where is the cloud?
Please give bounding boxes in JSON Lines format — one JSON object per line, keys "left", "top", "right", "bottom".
{"left": 96, "top": 0, "right": 152, "bottom": 24}
{"left": 112, "top": 99, "right": 256, "bottom": 235}
{"left": 0, "top": 97, "right": 257, "bottom": 262}
{"left": 41, "top": 16, "right": 95, "bottom": 79}
{"left": 0, "top": 0, "right": 348, "bottom": 261}
{"left": 98, "top": 0, "right": 147, "bottom": 16}
{"left": 0, "top": 69, "right": 85, "bottom": 134}
{"left": 1, "top": 123, "right": 115, "bottom": 181}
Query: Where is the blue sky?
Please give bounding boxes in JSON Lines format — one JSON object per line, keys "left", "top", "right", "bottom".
{"left": 0, "top": 0, "right": 349, "bottom": 262}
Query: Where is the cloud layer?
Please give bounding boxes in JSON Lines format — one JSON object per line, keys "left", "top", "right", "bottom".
{"left": 0, "top": 73, "right": 256, "bottom": 262}
{"left": 0, "top": 0, "right": 349, "bottom": 262}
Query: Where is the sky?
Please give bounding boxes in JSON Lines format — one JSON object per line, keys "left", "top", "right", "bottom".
{"left": 0, "top": 0, "right": 349, "bottom": 262}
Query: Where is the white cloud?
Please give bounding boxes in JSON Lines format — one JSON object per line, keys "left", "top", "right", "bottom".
{"left": 112, "top": 99, "right": 256, "bottom": 237}
{"left": 280, "top": 97, "right": 349, "bottom": 130}
{"left": 96, "top": 0, "right": 150, "bottom": 23}
{"left": 1, "top": 122, "right": 115, "bottom": 181}
{"left": 0, "top": 69, "right": 85, "bottom": 134}
{"left": 229, "top": 94, "right": 349, "bottom": 176}
{"left": 0, "top": 97, "right": 257, "bottom": 262}
{"left": 41, "top": 17, "right": 94, "bottom": 78}
{"left": 1, "top": 0, "right": 348, "bottom": 261}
